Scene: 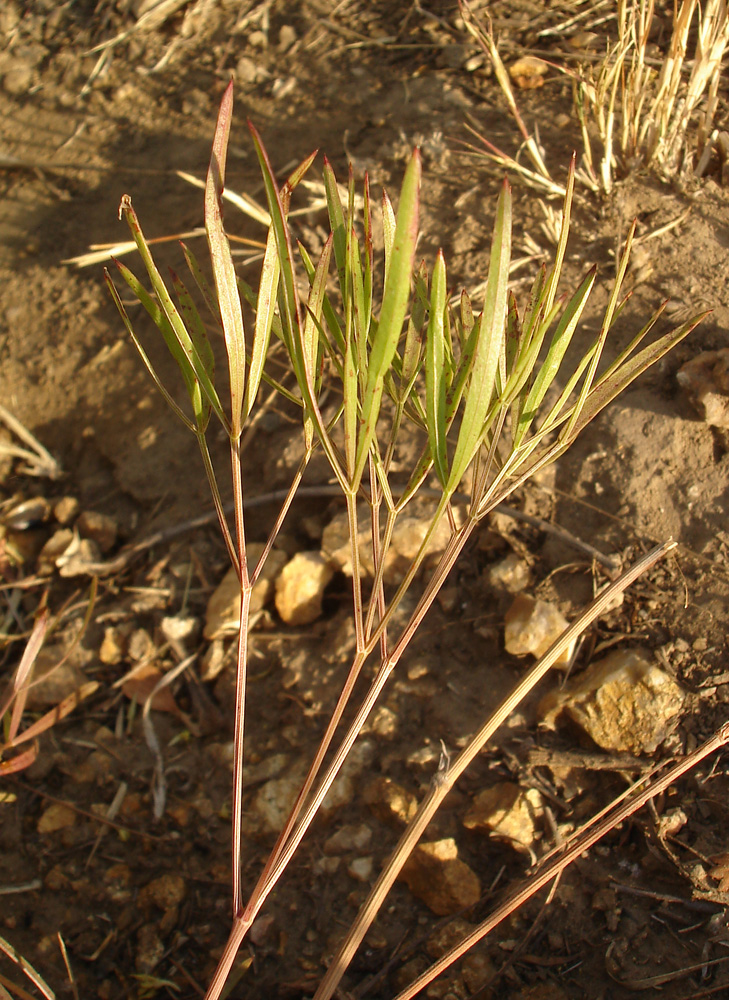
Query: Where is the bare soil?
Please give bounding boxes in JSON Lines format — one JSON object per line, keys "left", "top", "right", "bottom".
{"left": 2, "top": 2, "right": 729, "bottom": 999}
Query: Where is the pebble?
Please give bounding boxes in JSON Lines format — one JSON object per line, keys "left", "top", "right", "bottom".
{"left": 56, "top": 535, "right": 102, "bottom": 577}
{"left": 37, "top": 802, "right": 76, "bottom": 834}
{"left": 463, "top": 782, "right": 543, "bottom": 853}
{"left": 138, "top": 873, "right": 186, "bottom": 910}
{"left": 364, "top": 776, "right": 417, "bottom": 826}
{"left": 53, "top": 495, "right": 80, "bottom": 525}
{"left": 487, "top": 552, "right": 531, "bottom": 593}
{"left": 399, "top": 838, "right": 481, "bottom": 916}
{"left": 275, "top": 551, "right": 334, "bottom": 625}
{"left": 321, "top": 507, "right": 457, "bottom": 582}
{"left": 347, "top": 857, "right": 373, "bottom": 882}
{"left": 677, "top": 349, "right": 729, "bottom": 428}
{"left": 37, "top": 528, "right": 74, "bottom": 573}
{"left": 539, "top": 648, "right": 685, "bottom": 753}
{"left": 99, "top": 626, "right": 125, "bottom": 665}
{"left": 26, "top": 647, "right": 85, "bottom": 708}
{"left": 504, "top": 594, "right": 574, "bottom": 666}
{"left": 321, "top": 739, "right": 376, "bottom": 815}
{"left": 135, "top": 924, "right": 163, "bottom": 975}
{"left": 253, "top": 773, "right": 304, "bottom": 833}
{"left": 323, "top": 823, "right": 373, "bottom": 855}
{"left": 128, "top": 628, "right": 155, "bottom": 662}
{"left": 204, "top": 544, "right": 287, "bottom": 639}
{"left": 76, "top": 510, "right": 118, "bottom": 553}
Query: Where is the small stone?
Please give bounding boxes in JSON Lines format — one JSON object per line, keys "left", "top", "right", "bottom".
{"left": 135, "top": 924, "right": 163, "bottom": 974}
{"left": 324, "top": 823, "right": 373, "bottom": 855}
{"left": 504, "top": 594, "right": 573, "bottom": 666}
{"left": 38, "top": 802, "right": 76, "bottom": 834}
{"left": 103, "top": 863, "right": 133, "bottom": 903}
{"left": 275, "top": 551, "right": 334, "bottom": 626}
{"left": 509, "top": 55, "right": 547, "bottom": 89}
{"left": 56, "top": 535, "right": 102, "bottom": 577}
{"left": 53, "top": 496, "right": 80, "bottom": 525}
{"left": 539, "top": 648, "right": 685, "bottom": 754}
{"left": 236, "top": 55, "right": 259, "bottom": 83}
{"left": 677, "top": 349, "right": 729, "bottom": 428}
{"left": 321, "top": 740, "right": 376, "bottom": 815}
{"left": 463, "top": 782, "right": 543, "bottom": 853}
{"left": 205, "top": 545, "right": 287, "bottom": 639}
{"left": 253, "top": 773, "right": 303, "bottom": 833}
{"left": 76, "top": 510, "right": 118, "bottom": 553}
{"left": 314, "top": 856, "right": 340, "bottom": 875}
{"left": 365, "top": 777, "right": 417, "bottom": 826}
{"left": 37, "top": 528, "right": 74, "bottom": 572}
{"left": 321, "top": 507, "right": 457, "bottom": 582}
{"left": 3, "top": 63, "right": 33, "bottom": 95}
{"left": 347, "top": 856, "right": 373, "bottom": 882}
{"left": 487, "top": 553, "right": 531, "bottom": 593}
{"left": 278, "top": 24, "right": 297, "bottom": 51}
{"left": 362, "top": 705, "right": 398, "bottom": 738}
{"left": 138, "top": 873, "right": 186, "bottom": 910}
{"left": 99, "top": 626, "right": 125, "bottom": 665}
{"left": 426, "top": 917, "right": 476, "bottom": 957}
{"left": 399, "top": 839, "right": 481, "bottom": 916}
{"left": 160, "top": 615, "right": 198, "bottom": 653}
{"left": 462, "top": 951, "right": 496, "bottom": 994}
{"left": 128, "top": 628, "right": 155, "bottom": 662}
{"left": 26, "top": 648, "right": 85, "bottom": 708}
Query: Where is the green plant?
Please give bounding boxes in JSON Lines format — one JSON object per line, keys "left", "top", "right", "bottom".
{"left": 108, "top": 81, "right": 707, "bottom": 1000}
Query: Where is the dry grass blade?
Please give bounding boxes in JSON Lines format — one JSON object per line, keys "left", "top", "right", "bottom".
{"left": 0, "top": 405, "right": 61, "bottom": 479}
{"left": 0, "top": 936, "right": 56, "bottom": 1000}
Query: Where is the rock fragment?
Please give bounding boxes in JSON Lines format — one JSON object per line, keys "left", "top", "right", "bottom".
{"left": 677, "top": 349, "right": 729, "bottom": 428}
{"left": 37, "top": 802, "right": 76, "bottom": 834}
{"left": 487, "top": 553, "right": 531, "bottom": 593}
{"left": 399, "top": 838, "right": 481, "bottom": 916}
{"left": 204, "top": 544, "right": 287, "bottom": 639}
{"left": 504, "top": 594, "right": 573, "bottom": 666}
{"left": 463, "top": 782, "right": 543, "bottom": 853}
{"left": 275, "top": 550, "right": 334, "bottom": 625}
{"left": 539, "top": 648, "right": 685, "bottom": 753}
{"left": 364, "top": 777, "right": 417, "bottom": 826}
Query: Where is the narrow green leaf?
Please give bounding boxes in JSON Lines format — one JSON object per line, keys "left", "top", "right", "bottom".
{"left": 514, "top": 267, "right": 596, "bottom": 445}
{"left": 303, "top": 234, "right": 333, "bottom": 380}
{"left": 354, "top": 150, "right": 421, "bottom": 484}
{"left": 562, "top": 220, "right": 636, "bottom": 441}
{"left": 447, "top": 178, "right": 512, "bottom": 491}
{"left": 400, "top": 261, "right": 428, "bottom": 392}
{"left": 249, "top": 122, "right": 345, "bottom": 487}
{"left": 117, "top": 199, "right": 229, "bottom": 431}
{"left": 105, "top": 270, "right": 196, "bottom": 432}
{"left": 298, "top": 240, "right": 345, "bottom": 361}
{"left": 205, "top": 80, "right": 247, "bottom": 439}
{"left": 182, "top": 243, "right": 220, "bottom": 322}
{"left": 425, "top": 250, "right": 448, "bottom": 483}
{"left": 541, "top": 155, "right": 575, "bottom": 316}
{"left": 568, "top": 314, "right": 706, "bottom": 438}
{"left": 323, "top": 158, "right": 347, "bottom": 293}
{"left": 171, "top": 270, "right": 214, "bottom": 428}
{"left": 244, "top": 225, "right": 280, "bottom": 420}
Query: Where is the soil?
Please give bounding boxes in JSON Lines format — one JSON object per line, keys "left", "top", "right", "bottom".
{"left": 2, "top": 2, "right": 729, "bottom": 999}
